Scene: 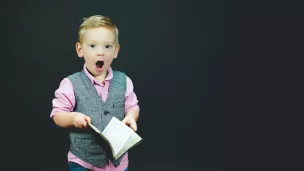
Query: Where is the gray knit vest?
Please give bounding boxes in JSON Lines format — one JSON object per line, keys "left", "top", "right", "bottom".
{"left": 67, "top": 70, "right": 126, "bottom": 168}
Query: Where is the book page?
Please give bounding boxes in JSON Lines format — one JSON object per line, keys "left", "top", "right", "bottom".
{"left": 101, "top": 117, "right": 134, "bottom": 156}
{"left": 88, "top": 123, "right": 102, "bottom": 134}
{"left": 115, "top": 132, "right": 142, "bottom": 159}
{"left": 88, "top": 123, "right": 114, "bottom": 149}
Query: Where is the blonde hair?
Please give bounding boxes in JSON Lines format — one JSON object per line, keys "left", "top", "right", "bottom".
{"left": 78, "top": 15, "right": 119, "bottom": 44}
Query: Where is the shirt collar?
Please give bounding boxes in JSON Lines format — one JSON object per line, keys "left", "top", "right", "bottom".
{"left": 83, "top": 64, "right": 113, "bottom": 85}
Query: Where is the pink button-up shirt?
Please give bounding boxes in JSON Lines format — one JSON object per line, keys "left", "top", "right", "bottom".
{"left": 51, "top": 65, "right": 139, "bottom": 171}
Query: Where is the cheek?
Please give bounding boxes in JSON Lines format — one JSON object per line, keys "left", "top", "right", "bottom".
{"left": 104, "top": 52, "right": 115, "bottom": 61}
{"left": 83, "top": 54, "right": 94, "bottom": 63}
{"left": 84, "top": 50, "right": 94, "bottom": 57}
{"left": 104, "top": 57, "right": 114, "bottom": 64}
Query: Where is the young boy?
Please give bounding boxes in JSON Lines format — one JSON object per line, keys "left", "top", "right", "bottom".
{"left": 50, "top": 15, "right": 139, "bottom": 171}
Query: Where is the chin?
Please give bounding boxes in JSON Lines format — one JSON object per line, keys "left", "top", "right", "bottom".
{"left": 97, "top": 69, "right": 107, "bottom": 75}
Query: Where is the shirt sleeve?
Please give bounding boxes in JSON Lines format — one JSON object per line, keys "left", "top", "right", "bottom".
{"left": 125, "top": 76, "right": 140, "bottom": 113}
{"left": 50, "top": 78, "right": 76, "bottom": 118}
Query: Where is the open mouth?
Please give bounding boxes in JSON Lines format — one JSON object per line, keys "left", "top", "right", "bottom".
{"left": 96, "top": 60, "right": 104, "bottom": 69}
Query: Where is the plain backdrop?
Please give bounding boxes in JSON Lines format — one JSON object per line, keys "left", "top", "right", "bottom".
{"left": 1, "top": 1, "right": 225, "bottom": 170}
{"left": 2, "top": 0, "right": 301, "bottom": 171}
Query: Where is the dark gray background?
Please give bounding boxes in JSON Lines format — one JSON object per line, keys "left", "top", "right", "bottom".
{"left": 1, "top": 1, "right": 225, "bottom": 170}
{"left": 1, "top": 0, "right": 302, "bottom": 171}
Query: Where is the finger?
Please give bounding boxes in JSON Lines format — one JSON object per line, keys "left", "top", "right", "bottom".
{"left": 80, "top": 119, "right": 87, "bottom": 127}
{"left": 85, "top": 116, "right": 91, "bottom": 124}
{"left": 130, "top": 121, "right": 137, "bottom": 132}
{"left": 76, "top": 120, "right": 85, "bottom": 128}
{"left": 121, "top": 118, "right": 127, "bottom": 124}
{"left": 76, "top": 120, "right": 81, "bottom": 127}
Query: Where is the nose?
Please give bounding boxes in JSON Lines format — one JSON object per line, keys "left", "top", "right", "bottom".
{"left": 97, "top": 47, "right": 104, "bottom": 56}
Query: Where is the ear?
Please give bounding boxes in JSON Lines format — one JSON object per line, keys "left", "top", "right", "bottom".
{"left": 76, "top": 42, "right": 84, "bottom": 58}
{"left": 114, "top": 44, "right": 120, "bottom": 59}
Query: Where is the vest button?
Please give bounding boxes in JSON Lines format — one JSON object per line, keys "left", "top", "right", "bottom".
{"left": 104, "top": 111, "right": 110, "bottom": 115}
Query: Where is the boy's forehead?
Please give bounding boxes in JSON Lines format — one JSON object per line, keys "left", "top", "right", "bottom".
{"left": 85, "top": 38, "right": 114, "bottom": 43}
{"left": 83, "top": 27, "right": 115, "bottom": 41}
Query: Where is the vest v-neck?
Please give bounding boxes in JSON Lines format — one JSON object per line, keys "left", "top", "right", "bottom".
{"left": 81, "top": 71, "right": 112, "bottom": 106}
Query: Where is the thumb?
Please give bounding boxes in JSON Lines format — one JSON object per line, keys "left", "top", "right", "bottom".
{"left": 122, "top": 118, "right": 127, "bottom": 124}
{"left": 85, "top": 116, "right": 91, "bottom": 124}
{"left": 130, "top": 121, "right": 137, "bottom": 132}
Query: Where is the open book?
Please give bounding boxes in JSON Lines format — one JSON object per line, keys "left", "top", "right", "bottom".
{"left": 88, "top": 117, "right": 142, "bottom": 160}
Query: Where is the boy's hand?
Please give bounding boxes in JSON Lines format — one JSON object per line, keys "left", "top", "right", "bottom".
{"left": 73, "top": 112, "right": 91, "bottom": 128}
{"left": 122, "top": 116, "right": 137, "bottom": 131}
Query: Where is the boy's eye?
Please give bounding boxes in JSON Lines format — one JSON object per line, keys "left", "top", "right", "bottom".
{"left": 90, "top": 45, "right": 95, "bottom": 48}
{"left": 105, "top": 45, "right": 112, "bottom": 49}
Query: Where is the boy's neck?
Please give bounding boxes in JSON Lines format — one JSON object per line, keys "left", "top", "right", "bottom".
{"left": 94, "top": 71, "right": 108, "bottom": 84}
{"left": 86, "top": 67, "right": 108, "bottom": 84}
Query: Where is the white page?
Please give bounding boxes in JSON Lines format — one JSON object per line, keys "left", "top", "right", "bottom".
{"left": 89, "top": 123, "right": 102, "bottom": 134}
{"left": 115, "top": 132, "right": 142, "bottom": 159}
{"left": 101, "top": 117, "right": 134, "bottom": 156}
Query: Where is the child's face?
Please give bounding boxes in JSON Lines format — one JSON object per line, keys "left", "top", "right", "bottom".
{"left": 76, "top": 27, "right": 119, "bottom": 77}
